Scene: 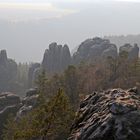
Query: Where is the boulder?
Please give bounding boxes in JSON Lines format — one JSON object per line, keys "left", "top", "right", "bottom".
{"left": 69, "top": 88, "right": 140, "bottom": 140}
{"left": 25, "top": 88, "right": 38, "bottom": 97}
{"left": 16, "top": 88, "right": 39, "bottom": 119}
{"left": 0, "top": 92, "right": 21, "bottom": 111}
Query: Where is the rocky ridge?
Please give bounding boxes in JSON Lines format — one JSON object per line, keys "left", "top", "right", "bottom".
{"left": 73, "top": 37, "right": 118, "bottom": 64}
{"left": 30, "top": 37, "right": 139, "bottom": 84}
{"left": 69, "top": 88, "right": 140, "bottom": 140}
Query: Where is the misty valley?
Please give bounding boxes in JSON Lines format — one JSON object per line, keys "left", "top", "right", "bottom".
{"left": 0, "top": 37, "right": 140, "bottom": 140}
{"left": 1, "top": 0, "right": 140, "bottom": 140}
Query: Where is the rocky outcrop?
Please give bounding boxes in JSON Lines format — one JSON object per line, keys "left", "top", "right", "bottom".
{"left": 119, "top": 43, "right": 139, "bottom": 61}
{"left": 29, "top": 37, "right": 139, "bottom": 79}
{"left": 0, "top": 92, "right": 21, "bottom": 137}
{"left": 0, "top": 50, "right": 17, "bottom": 92}
{"left": 42, "top": 43, "right": 71, "bottom": 73}
{"left": 101, "top": 45, "right": 118, "bottom": 60}
{"left": 16, "top": 88, "right": 39, "bottom": 119}
{"left": 0, "top": 92, "right": 21, "bottom": 111}
{"left": 69, "top": 88, "right": 140, "bottom": 140}
{"left": 0, "top": 89, "right": 39, "bottom": 138}
{"left": 73, "top": 37, "right": 118, "bottom": 64}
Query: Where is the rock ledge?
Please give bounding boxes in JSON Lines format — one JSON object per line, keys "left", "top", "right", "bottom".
{"left": 69, "top": 88, "right": 140, "bottom": 140}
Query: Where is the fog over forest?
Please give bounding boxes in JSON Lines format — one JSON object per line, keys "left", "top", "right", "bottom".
{"left": 1, "top": 1, "right": 140, "bottom": 140}
{"left": 0, "top": 0, "right": 140, "bottom": 62}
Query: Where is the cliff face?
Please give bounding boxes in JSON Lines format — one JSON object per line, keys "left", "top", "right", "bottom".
{"left": 0, "top": 50, "right": 17, "bottom": 92}
{"left": 69, "top": 88, "right": 140, "bottom": 140}
{"left": 73, "top": 37, "right": 118, "bottom": 64}
{"left": 42, "top": 43, "right": 71, "bottom": 74}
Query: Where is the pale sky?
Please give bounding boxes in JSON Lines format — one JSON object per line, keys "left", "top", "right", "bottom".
{"left": 0, "top": 0, "right": 139, "bottom": 21}
{"left": 0, "top": 0, "right": 140, "bottom": 62}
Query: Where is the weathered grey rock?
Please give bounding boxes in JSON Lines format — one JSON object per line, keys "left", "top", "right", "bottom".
{"left": 0, "top": 92, "right": 21, "bottom": 111}
{"left": 119, "top": 43, "right": 139, "bottom": 60}
{"left": 0, "top": 92, "right": 21, "bottom": 138}
{"left": 16, "top": 88, "right": 39, "bottom": 119}
{"left": 102, "top": 45, "right": 118, "bottom": 59}
{"left": 73, "top": 37, "right": 117, "bottom": 64}
{"left": 25, "top": 88, "right": 38, "bottom": 97}
{"left": 0, "top": 50, "right": 17, "bottom": 92}
{"left": 0, "top": 89, "right": 39, "bottom": 138}
{"left": 69, "top": 88, "right": 140, "bottom": 140}
{"left": 22, "top": 88, "right": 38, "bottom": 106}
{"left": 42, "top": 42, "right": 71, "bottom": 73}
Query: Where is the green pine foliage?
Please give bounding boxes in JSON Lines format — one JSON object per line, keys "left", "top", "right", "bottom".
{"left": 2, "top": 89, "right": 75, "bottom": 140}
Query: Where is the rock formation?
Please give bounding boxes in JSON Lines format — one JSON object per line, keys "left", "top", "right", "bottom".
{"left": 0, "top": 92, "right": 21, "bottom": 137}
{"left": 0, "top": 89, "right": 39, "bottom": 138}
{"left": 69, "top": 88, "right": 140, "bottom": 140}
{"left": 101, "top": 45, "right": 118, "bottom": 60}
{"left": 42, "top": 42, "right": 71, "bottom": 73}
{"left": 16, "top": 88, "right": 38, "bottom": 119}
{"left": 73, "top": 37, "right": 118, "bottom": 64}
{"left": 29, "top": 37, "right": 139, "bottom": 81}
{"left": 0, "top": 50, "right": 17, "bottom": 92}
{"left": 119, "top": 43, "right": 139, "bottom": 61}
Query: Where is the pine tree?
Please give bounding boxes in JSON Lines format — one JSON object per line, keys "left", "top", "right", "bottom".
{"left": 2, "top": 89, "right": 74, "bottom": 140}
{"left": 35, "top": 69, "right": 48, "bottom": 105}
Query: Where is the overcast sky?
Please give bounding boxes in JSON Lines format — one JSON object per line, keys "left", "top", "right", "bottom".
{"left": 0, "top": 0, "right": 140, "bottom": 62}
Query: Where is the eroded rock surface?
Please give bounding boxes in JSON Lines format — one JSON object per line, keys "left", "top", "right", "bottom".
{"left": 16, "top": 88, "right": 39, "bottom": 119}
{"left": 69, "top": 88, "right": 140, "bottom": 140}
{"left": 0, "top": 92, "right": 21, "bottom": 137}
{"left": 73, "top": 37, "right": 118, "bottom": 64}
{"left": 0, "top": 50, "right": 17, "bottom": 92}
{"left": 42, "top": 42, "right": 71, "bottom": 73}
{"left": 0, "top": 89, "right": 39, "bottom": 138}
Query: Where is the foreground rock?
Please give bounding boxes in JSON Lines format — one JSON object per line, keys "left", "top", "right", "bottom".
{"left": 16, "top": 88, "right": 39, "bottom": 119}
{"left": 0, "top": 89, "right": 39, "bottom": 138}
{"left": 0, "top": 92, "right": 21, "bottom": 138}
{"left": 69, "top": 88, "right": 140, "bottom": 140}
